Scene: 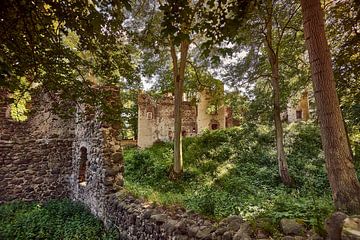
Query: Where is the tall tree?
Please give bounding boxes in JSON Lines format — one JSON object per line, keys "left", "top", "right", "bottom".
{"left": 300, "top": 0, "right": 360, "bottom": 213}
{"left": 262, "top": 0, "right": 301, "bottom": 186}
{"left": 222, "top": 0, "right": 306, "bottom": 185}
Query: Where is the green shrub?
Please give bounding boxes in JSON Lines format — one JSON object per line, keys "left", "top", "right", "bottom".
{"left": 0, "top": 199, "right": 117, "bottom": 240}
{"left": 123, "top": 122, "right": 334, "bottom": 230}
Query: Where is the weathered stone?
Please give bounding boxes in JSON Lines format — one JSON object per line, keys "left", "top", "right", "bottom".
{"left": 143, "top": 209, "right": 156, "bottom": 219}
{"left": 112, "top": 152, "right": 123, "bottom": 163}
{"left": 280, "top": 219, "right": 306, "bottom": 236}
{"left": 33, "top": 178, "right": 44, "bottom": 184}
{"left": 233, "top": 222, "right": 252, "bottom": 240}
{"left": 150, "top": 214, "right": 168, "bottom": 224}
{"left": 163, "top": 219, "right": 178, "bottom": 234}
{"left": 187, "top": 225, "right": 199, "bottom": 237}
{"left": 174, "top": 235, "right": 188, "bottom": 240}
{"left": 213, "top": 227, "right": 227, "bottom": 236}
{"left": 282, "top": 237, "right": 295, "bottom": 240}
{"left": 177, "top": 220, "right": 189, "bottom": 234}
{"left": 255, "top": 229, "right": 269, "bottom": 239}
{"left": 342, "top": 216, "right": 360, "bottom": 240}
{"left": 325, "top": 212, "right": 348, "bottom": 240}
{"left": 222, "top": 231, "right": 235, "bottom": 240}
{"left": 308, "top": 229, "right": 323, "bottom": 240}
{"left": 219, "top": 215, "right": 244, "bottom": 227}
{"left": 196, "top": 226, "right": 212, "bottom": 239}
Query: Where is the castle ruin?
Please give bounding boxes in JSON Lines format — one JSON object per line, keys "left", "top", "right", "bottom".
{"left": 137, "top": 90, "right": 232, "bottom": 148}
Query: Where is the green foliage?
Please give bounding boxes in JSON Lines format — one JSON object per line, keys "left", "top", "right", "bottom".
{"left": 0, "top": 199, "right": 117, "bottom": 240}
{"left": 0, "top": 0, "right": 138, "bottom": 121}
{"left": 124, "top": 122, "right": 335, "bottom": 230}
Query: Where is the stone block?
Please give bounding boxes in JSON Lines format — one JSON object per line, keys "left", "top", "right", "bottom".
{"left": 280, "top": 219, "right": 306, "bottom": 236}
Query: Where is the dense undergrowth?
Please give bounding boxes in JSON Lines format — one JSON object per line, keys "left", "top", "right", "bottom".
{"left": 0, "top": 199, "right": 117, "bottom": 240}
{"left": 124, "top": 122, "right": 342, "bottom": 233}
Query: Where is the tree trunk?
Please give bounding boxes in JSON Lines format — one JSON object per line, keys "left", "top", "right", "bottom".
{"left": 170, "top": 40, "right": 189, "bottom": 178}
{"left": 272, "top": 61, "right": 292, "bottom": 186}
{"left": 300, "top": 0, "right": 360, "bottom": 214}
{"left": 264, "top": 0, "right": 292, "bottom": 186}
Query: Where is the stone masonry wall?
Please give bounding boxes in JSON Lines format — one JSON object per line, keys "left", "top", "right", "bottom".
{"left": 70, "top": 103, "right": 124, "bottom": 221}
{"left": 138, "top": 94, "right": 198, "bottom": 148}
{"left": 0, "top": 90, "right": 74, "bottom": 203}
{"left": 138, "top": 91, "right": 227, "bottom": 148}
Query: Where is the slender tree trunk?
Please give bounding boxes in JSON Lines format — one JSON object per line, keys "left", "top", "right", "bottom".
{"left": 271, "top": 61, "right": 292, "bottom": 186}
{"left": 170, "top": 40, "right": 189, "bottom": 178}
{"left": 300, "top": 0, "right": 360, "bottom": 213}
{"left": 264, "top": 0, "right": 292, "bottom": 186}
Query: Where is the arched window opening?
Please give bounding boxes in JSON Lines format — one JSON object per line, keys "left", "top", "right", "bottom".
{"left": 211, "top": 124, "right": 219, "bottom": 130}
{"left": 78, "top": 147, "right": 88, "bottom": 186}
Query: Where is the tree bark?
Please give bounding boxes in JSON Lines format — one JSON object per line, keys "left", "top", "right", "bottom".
{"left": 170, "top": 40, "right": 189, "bottom": 178}
{"left": 264, "top": 0, "right": 292, "bottom": 186}
{"left": 300, "top": 0, "right": 360, "bottom": 214}
{"left": 271, "top": 59, "right": 292, "bottom": 186}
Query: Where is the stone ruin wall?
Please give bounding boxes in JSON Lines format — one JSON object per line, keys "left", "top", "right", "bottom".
{"left": 286, "top": 91, "right": 310, "bottom": 123}
{"left": 138, "top": 92, "right": 227, "bottom": 148}
{"left": 0, "top": 90, "right": 74, "bottom": 203}
{"left": 197, "top": 90, "right": 226, "bottom": 133}
{"left": 138, "top": 94, "right": 198, "bottom": 148}
{"left": 70, "top": 104, "right": 124, "bottom": 221}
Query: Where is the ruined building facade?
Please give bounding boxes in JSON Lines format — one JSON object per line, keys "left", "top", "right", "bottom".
{"left": 282, "top": 91, "right": 311, "bottom": 123}
{"left": 137, "top": 91, "right": 229, "bottom": 148}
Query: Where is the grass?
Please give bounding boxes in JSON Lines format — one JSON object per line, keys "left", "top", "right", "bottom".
{"left": 0, "top": 199, "right": 117, "bottom": 240}
{"left": 124, "top": 122, "right": 337, "bottom": 233}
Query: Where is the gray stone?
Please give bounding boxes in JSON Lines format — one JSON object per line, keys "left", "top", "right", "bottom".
{"left": 222, "top": 231, "right": 235, "bottom": 240}
{"left": 150, "top": 214, "right": 168, "bottom": 224}
{"left": 163, "top": 219, "right": 178, "bottom": 234}
{"left": 227, "top": 220, "right": 242, "bottom": 231}
{"left": 174, "top": 235, "right": 188, "bottom": 240}
{"left": 187, "top": 225, "right": 199, "bottom": 237}
{"left": 342, "top": 216, "right": 360, "bottom": 240}
{"left": 220, "top": 215, "right": 244, "bottom": 226}
{"left": 280, "top": 219, "right": 305, "bottom": 236}
{"left": 196, "top": 226, "right": 212, "bottom": 239}
{"left": 282, "top": 237, "right": 295, "bottom": 240}
{"left": 325, "top": 212, "right": 348, "bottom": 240}
{"left": 112, "top": 152, "right": 123, "bottom": 162}
{"left": 143, "top": 209, "right": 156, "bottom": 219}
{"left": 233, "top": 222, "right": 252, "bottom": 240}
{"left": 213, "top": 227, "right": 227, "bottom": 236}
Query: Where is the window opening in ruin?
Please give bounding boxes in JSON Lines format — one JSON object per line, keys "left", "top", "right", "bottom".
{"left": 146, "top": 112, "right": 153, "bottom": 120}
{"left": 296, "top": 110, "right": 302, "bottom": 119}
{"left": 79, "top": 147, "right": 88, "bottom": 186}
{"left": 211, "top": 124, "right": 219, "bottom": 130}
{"left": 182, "top": 130, "right": 187, "bottom": 137}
